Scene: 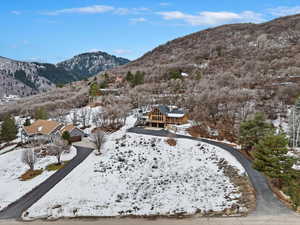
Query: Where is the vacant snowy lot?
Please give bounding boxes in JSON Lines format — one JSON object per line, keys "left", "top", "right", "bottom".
{"left": 23, "top": 132, "right": 246, "bottom": 220}
{"left": 0, "top": 147, "right": 76, "bottom": 210}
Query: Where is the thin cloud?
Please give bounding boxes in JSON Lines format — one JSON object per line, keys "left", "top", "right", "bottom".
{"left": 11, "top": 10, "right": 21, "bottom": 15}
{"left": 42, "top": 5, "right": 114, "bottom": 16}
{"left": 88, "top": 49, "right": 100, "bottom": 53}
{"left": 158, "top": 10, "right": 265, "bottom": 26}
{"left": 130, "top": 17, "right": 147, "bottom": 24}
{"left": 40, "top": 5, "right": 150, "bottom": 16}
{"left": 113, "top": 49, "right": 132, "bottom": 55}
{"left": 160, "top": 2, "right": 171, "bottom": 6}
{"left": 267, "top": 6, "right": 300, "bottom": 17}
{"left": 114, "top": 7, "right": 150, "bottom": 15}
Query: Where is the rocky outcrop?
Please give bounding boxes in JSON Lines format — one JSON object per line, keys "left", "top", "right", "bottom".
{"left": 58, "top": 51, "right": 130, "bottom": 78}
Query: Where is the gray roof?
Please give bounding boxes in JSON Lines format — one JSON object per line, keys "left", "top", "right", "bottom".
{"left": 157, "top": 105, "right": 184, "bottom": 115}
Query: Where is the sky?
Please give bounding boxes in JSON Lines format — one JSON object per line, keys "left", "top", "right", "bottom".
{"left": 1, "top": 0, "right": 300, "bottom": 63}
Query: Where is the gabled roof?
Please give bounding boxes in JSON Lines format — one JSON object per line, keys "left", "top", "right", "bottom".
{"left": 60, "top": 124, "right": 85, "bottom": 136}
{"left": 60, "top": 124, "right": 76, "bottom": 134}
{"left": 155, "top": 105, "right": 185, "bottom": 117}
{"left": 23, "top": 120, "right": 62, "bottom": 136}
{"left": 158, "top": 105, "right": 170, "bottom": 115}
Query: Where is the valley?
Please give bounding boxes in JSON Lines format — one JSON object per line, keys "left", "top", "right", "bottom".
{"left": 0, "top": 52, "right": 130, "bottom": 97}
{"left": 0, "top": 7, "right": 300, "bottom": 224}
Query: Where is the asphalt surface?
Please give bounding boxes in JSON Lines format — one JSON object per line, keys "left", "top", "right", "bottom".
{"left": 0, "top": 146, "right": 93, "bottom": 220}
{"left": 1, "top": 215, "right": 300, "bottom": 225}
{"left": 128, "top": 127, "right": 295, "bottom": 216}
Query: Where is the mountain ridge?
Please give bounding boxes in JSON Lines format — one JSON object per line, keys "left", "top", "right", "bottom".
{"left": 0, "top": 51, "right": 130, "bottom": 97}
{"left": 106, "top": 13, "right": 300, "bottom": 83}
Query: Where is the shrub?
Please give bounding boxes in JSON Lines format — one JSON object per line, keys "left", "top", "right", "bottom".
{"left": 62, "top": 131, "right": 71, "bottom": 144}
{"left": 166, "top": 138, "right": 177, "bottom": 146}
{"left": 45, "top": 161, "right": 69, "bottom": 171}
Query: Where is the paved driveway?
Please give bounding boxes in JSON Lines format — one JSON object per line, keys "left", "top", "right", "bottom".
{"left": 127, "top": 127, "right": 295, "bottom": 216}
{"left": 0, "top": 146, "right": 93, "bottom": 219}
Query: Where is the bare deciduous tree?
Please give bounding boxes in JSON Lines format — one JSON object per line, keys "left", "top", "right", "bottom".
{"left": 21, "top": 149, "right": 37, "bottom": 171}
{"left": 70, "top": 110, "right": 79, "bottom": 126}
{"left": 93, "top": 109, "right": 108, "bottom": 128}
{"left": 79, "top": 107, "right": 92, "bottom": 128}
{"left": 56, "top": 108, "right": 67, "bottom": 123}
{"left": 91, "top": 130, "right": 106, "bottom": 155}
{"left": 48, "top": 136, "right": 69, "bottom": 164}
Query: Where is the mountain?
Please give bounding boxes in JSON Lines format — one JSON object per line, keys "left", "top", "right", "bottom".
{"left": 0, "top": 52, "right": 130, "bottom": 97}
{"left": 57, "top": 51, "right": 130, "bottom": 78}
{"left": 2, "top": 14, "right": 300, "bottom": 122}
{"left": 108, "top": 14, "right": 300, "bottom": 85}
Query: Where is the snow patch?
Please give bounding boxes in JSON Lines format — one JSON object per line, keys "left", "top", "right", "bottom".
{"left": 23, "top": 133, "right": 245, "bottom": 219}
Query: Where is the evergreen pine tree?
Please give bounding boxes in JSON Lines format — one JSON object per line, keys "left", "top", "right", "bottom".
{"left": 23, "top": 118, "right": 31, "bottom": 126}
{"left": 287, "top": 182, "right": 300, "bottom": 210}
{"left": 35, "top": 107, "right": 48, "bottom": 120}
{"left": 169, "top": 70, "right": 183, "bottom": 80}
{"left": 125, "top": 71, "right": 134, "bottom": 83}
{"left": 133, "top": 71, "right": 144, "bottom": 86}
{"left": 62, "top": 131, "right": 71, "bottom": 145}
{"left": 0, "top": 115, "right": 18, "bottom": 142}
{"left": 89, "top": 83, "right": 99, "bottom": 98}
{"left": 239, "top": 112, "right": 273, "bottom": 151}
{"left": 253, "top": 132, "right": 296, "bottom": 181}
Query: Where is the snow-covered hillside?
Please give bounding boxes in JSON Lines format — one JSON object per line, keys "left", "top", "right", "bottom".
{"left": 23, "top": 133, "right": 247, "bottom": 220}
{"left": 0, "top": 147, "right": 76, "bottom": 210}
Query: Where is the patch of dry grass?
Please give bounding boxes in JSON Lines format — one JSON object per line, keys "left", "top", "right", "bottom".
{"left": 19, "top": 169, "right": 43, "bottom": 181}
{"left": 46, "top": 161, "right": 69, "bottom": 171}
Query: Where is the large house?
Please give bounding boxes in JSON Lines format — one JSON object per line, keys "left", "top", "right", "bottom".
{"left": 22, "top": 120, "right": 63, "bottom": 142}
{"left": 22, "top": 120, "right": 85, "bottom": 143}
{"left": 145, "top": 105, "right": 188, "bottom": 128}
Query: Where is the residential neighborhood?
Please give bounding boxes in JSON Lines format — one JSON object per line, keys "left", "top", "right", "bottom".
{"left": 1, "top": 1, "right": 300, "bottom": 225}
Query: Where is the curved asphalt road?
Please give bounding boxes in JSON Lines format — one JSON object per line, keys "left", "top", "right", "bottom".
{"left": 0, "top": 146, "right": 93, "bottom": 220}
{"left": 128, "top": 127, "right": 294, "bottom": 216}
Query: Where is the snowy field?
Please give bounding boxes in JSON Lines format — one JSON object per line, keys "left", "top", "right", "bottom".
{"left": 23, "top": 132, "right": 246, "bottom": 220}
{"left": 0, "top": 147, "right": 76, "bottom": 210}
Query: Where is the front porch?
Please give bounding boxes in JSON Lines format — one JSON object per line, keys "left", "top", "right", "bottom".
{"left": 146, "top": 121, "right": 165, "bottom": 128}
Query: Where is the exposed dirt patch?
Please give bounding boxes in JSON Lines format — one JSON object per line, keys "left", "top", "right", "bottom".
{"left": 187, "top": 123, "right": 237, "bottom": 143}
{"left": 92, "top": 126, "right": 121, "bottom": 133}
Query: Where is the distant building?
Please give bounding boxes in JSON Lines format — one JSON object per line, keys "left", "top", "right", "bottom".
{"left": 145, "top": 105, "right": 188, "bottom": 128}
{"left": 99, "top": 88, "right": 121, "bottom": 96}
{"left": 115, "top": 76, "right": 123, "bottom": 83}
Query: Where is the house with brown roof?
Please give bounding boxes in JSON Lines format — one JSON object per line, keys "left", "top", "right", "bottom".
{"left": 22, "top": 120, "right": 64, "bottom": 143}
